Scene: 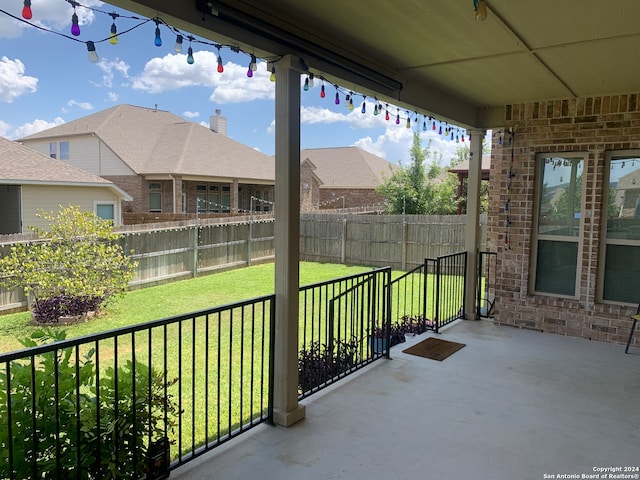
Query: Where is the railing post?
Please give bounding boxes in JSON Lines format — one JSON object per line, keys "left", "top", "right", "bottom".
{"left": 422, "top": 258, "right": 428, "bottom": 328}
{"left": 435, "top": 257, "right": 440, "bottom": 334}
{"left": 385, "top": 267, "right": 392, "bottom": 359}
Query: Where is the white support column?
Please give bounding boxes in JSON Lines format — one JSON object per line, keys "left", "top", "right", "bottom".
{"left": 272, "top": 55, "right": 306, "bottom": 427}
{"left": 464, "top": 128, "right": 486, "bottom": 320}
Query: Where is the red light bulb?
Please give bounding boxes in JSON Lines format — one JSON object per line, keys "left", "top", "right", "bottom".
{"left": 22, "top": 0, "right": 32, "bottom": 19}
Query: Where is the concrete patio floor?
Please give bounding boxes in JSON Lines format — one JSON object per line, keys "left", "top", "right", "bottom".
{"left": 172, "top": 319, "right": 640, "bottom": 480}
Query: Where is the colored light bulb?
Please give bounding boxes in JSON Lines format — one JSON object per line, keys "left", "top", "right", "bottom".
{"left": 423, "top": 121, "right": 427, "bottom": 131}
{"left": 475, "top": 0, "right": 488, "bottom": 20}
{"left": 320, "top": 84, "right": 325, "bottom": 98}
{"left": 217, "top": 55, "right": 224, "bottom": 73}
{"left": 71, "top": 13, "right": 81, "bottom": 36}
{"left": 303, "top": 77, "right": 309, "bottom": 91}
{"left": 406, "top": 117, "right": 411, "bottom": 128}
{"left": 439, "top": 126, "right": 442, "bottom": 135}
{"left": 174, "top": 34, "right": 183, "bottom": 53}
{"left": 308, "top": 73, "right": 314, "bottom": 87}
{"left": 349, "top": 98, "right": 354, "bottom": 111}
{"left": 361, "top": 101, "right": 366, "bottom": 114}
{"left": 187, "top": 46, "right": 194, "bottom": 64}
{"left": 154, "top": 26, "right": 162, "bottom": 46}
{"left": 469, "top": 133, "right": 472, "bottom": 141}
{"left": 385, "top": 110, "right": 389, "bottom": 121}
{"left": 396, "top": 114, "right": 400, "bottom": 125}
{"left": 22, "top": 0, "right": 32, "bottom": 19}
{"left": 462, "top": 135, "right": 465, "bottom": 142}
{"left": 86, "top": 41, "right": 99, "bottom": 63}
{"left": 335, "top": 91, "right": 340, "bottom": 105}
{"left": 270, "top": 66, "right": 276, "bottom": 82}
{"left": 373, "top": 104, "right": 379, "bottom": 116}
{"left": 109, "top": 23, "right": 118, "bottom": 45}
{"left": 432, "top": 121, "right": 436, "bottom": 131}
{"left": 249, "top": 55, "right": 257, "bottom": 72}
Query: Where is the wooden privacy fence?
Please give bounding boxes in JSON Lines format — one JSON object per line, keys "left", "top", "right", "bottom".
{"left": 0, "top": 213, "right": 486, "bottom": 312}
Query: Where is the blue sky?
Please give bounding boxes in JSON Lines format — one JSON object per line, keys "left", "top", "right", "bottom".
{"left": 0, "top": 0, "right": 480, "bottom": 165}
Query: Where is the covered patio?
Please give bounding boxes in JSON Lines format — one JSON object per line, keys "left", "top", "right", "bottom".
{"left": 174, "top": 319, "right": 640, "bottom": 479}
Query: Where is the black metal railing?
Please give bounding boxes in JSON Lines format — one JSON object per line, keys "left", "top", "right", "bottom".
{"left": 477, "top": 251, "right": 497, "bottom": 318}
{"left": 297, "top": 268, "right": 391, "bottom": 399}
{"left": 0, "top": 295, "right": 275, "bottom": 480}
{"left": 432, "top": 252, "right": 468, "bottom": 331}
{"left": 0, "top": 254, "right": 472, "bottom": 478}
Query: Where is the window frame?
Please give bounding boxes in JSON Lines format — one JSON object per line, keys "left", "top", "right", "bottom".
{"left": 94, "top": 201, "right": 116, "bottom": 224}
{"left": 529, "top": 152, "right": 587, "bottom": 299}
{"left": 149, "top": 182, "right": 162, "bottom": 213}
{"left": 597, "top": 150, "right": 640, "bottom": 305}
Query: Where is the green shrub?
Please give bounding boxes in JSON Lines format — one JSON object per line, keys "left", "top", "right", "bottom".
{"left": 0, "top": 330, "right": 178, "bottom": 479}
{"left": 0, "top": 205, "right": 137, "bottom": 322}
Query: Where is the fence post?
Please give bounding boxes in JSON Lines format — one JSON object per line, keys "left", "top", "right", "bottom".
{"left": 401, "top": 217, "right": 407, "bottom": 270}
{"left": 341, "top": 216, "right": 347, "bottom": 264}
{"left": 192, "top": 224, "right": 198, "bottom": 277}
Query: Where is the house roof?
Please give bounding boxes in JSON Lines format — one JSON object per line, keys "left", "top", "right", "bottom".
{"left": 300, "top": 146, "right": 396, "bottom": 189}
{"left": 448, "top": 155, "right": 492, "bottom": 176}
{"left": 0, "top": 136, "right": 131, "bottom": 200}
{"left": 20, "top": 104, "right": 275, "bottom": 182}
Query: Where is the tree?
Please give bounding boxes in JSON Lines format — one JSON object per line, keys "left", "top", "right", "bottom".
{"left": 377, "top": 131, "right": 432, "bottom": 214}
{"left": 0, "top": 205, "right": 137, "bottom": 322}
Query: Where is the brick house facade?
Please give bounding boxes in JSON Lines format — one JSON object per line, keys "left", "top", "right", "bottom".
{"left": 488, "top": 94, "right": 640, "bottom": 346}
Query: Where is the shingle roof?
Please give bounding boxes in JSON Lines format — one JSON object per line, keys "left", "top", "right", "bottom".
{"left": 300, "top": 147, "right": 396, "bottom": 188}
{"left": 20, "top": 104, "right": 274, "bottom": 181}
{"left": 0, "top": 136, "right": 114, "bottom": 186}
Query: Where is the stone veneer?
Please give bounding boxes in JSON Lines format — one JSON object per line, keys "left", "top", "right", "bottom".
{"left": 488, "top": 94, "right": 640, "bottom": 346}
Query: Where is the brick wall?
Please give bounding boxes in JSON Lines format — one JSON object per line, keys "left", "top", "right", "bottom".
{"left": 102, "top": 175, "right": 144, "bottom": 212}
{"left": 488, "top": 94, "right": 640, "bottom": 345}
{"left": 319, "top": 188, "right": 384, "bottom": 209}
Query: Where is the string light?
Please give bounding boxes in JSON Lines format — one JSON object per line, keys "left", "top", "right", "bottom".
{"left": 86, "top": 41, "right": 98, "bottom": 63}
{"left": 3, "top": 1, "right": 471, "bottom": 141}
{"left": 474, "top": 0, "right": 488, "bottom": 21}
{"left": 22, "top": 0, "right": 32, "bottom": 19}
{"left": 153, "top": 19, "right": 162, "bottom": 46}
{"left": 216, "top": 46, "right": 224, "bottom": 73}
{"left": 174, "top": 34, "right": 183, "bottom": 53}
{"left": 70, "top": 3, "right": 80, "bottom": 36}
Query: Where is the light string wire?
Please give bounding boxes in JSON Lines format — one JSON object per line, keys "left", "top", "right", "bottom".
{"left": 4, "top": 0, "right": 469, "bottom": 142}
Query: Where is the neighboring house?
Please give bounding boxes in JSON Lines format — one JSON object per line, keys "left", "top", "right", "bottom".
{"left": 18, "top": 105, "right": 275, "bottom": 216}
{"left": 299, "top": 147, "right": 397, "bottom": 210}
{"left": 0, "top": 136, "right": 131, "bottom": 234}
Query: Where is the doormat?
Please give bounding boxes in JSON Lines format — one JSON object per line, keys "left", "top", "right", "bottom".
{"left": 402, "top": 337, "right": 465, "bottom": 361}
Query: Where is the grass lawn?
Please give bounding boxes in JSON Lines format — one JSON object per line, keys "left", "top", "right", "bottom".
{"left": 0, "top": 262, "right": 373, "bottom": 354}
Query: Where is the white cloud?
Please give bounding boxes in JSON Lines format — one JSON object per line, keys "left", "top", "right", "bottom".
{"left": 0, "top": 56, "right": 38, "bottom": 102}
{"left": 9, "top": 117, "right": 65, "bottom": 139}
{"left": 354, "top": 126, "right": 465, "bottom": 166}
{"left": 183, "top": 111, "right": 200, "bottom": 119}
{"left": 67, "top": 99, "right": 94, "bottom": 110}
{"left": 106, "top": 91, "right": 119, "bottom": 102}
{"left": 0, "top": 0, "right": 102, "bottom": 38}
{"left": 132, "top": 53, "right": 274, "bottom": 103}
{"left": 95, "top": 57, "right": 130, "bottom": 88}
{"left": 0, "top": 119, "right": 11, "bottom": 137}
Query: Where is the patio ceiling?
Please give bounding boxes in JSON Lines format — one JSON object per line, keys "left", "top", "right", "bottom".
{"left": 107, "top": 0, "right": 640, "bottom": 130}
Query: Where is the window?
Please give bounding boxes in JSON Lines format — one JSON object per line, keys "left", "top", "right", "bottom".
{"left": 600, "top": 152, "right": 640, "bottom": 304}
{"left": 59, "top": 141, "right": 70, "bottom": 160}
{"left": 149, "top": 182, "right": 162, "bottom": 212}
{"left": 95, "top": 202, "right": 115, "bottom": 223}
{"left": 49, "top": 142, "right": 56, "bottom": 159}
{"left": 531, "top": 154, "right": 586, "bottom": 297}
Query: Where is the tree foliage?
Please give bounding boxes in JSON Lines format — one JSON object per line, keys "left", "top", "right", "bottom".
{"left": 376, "top": 131, "right": 463, "bottom": 215}
{"left": 0, "top": 205, "right": 136, "bottom": 321}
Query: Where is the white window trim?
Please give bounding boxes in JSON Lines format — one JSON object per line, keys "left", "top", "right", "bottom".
{"left": 93, "top": 200, "right": 118, "bottom": 225}
{"left": 529, "top": 152, "right": 587, "bottom": 299}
